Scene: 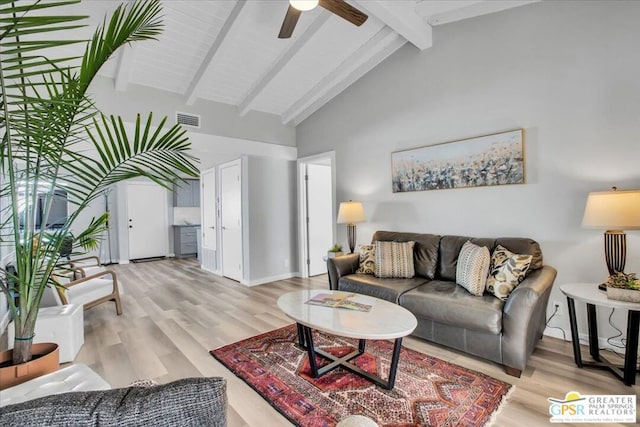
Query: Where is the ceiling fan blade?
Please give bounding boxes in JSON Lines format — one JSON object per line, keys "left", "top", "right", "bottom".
{"left": 319, "top": 0, "right": 368, "bottom": 26}
{"left": 278, "top": 5, "right": 302, "bottom": 39}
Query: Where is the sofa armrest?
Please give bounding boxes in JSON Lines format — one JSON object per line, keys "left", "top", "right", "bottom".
{"left": 327, "top": 254, "right": 360, "bottom": 290}
{"left": 501, "top": 265, "right": 557, "bottom": 371}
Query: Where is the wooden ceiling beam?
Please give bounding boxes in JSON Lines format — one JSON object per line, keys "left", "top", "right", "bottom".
{"left": 282, "top": 27, "right": 406, "bottom": 126}
{"left": 114, "top": 46, "right": 135, "bottom": 92}
{"left": 237, "top": 10, "right": 331, "bottom": 117}
{"left": 353, "top": 0, "right": 432, "bottom": 50}
{"left": 184, "top": 0, "right": 247, "bottom": 106}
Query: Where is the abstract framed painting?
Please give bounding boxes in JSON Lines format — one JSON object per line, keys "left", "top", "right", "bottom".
{"left": 391, "top": 129, "right": 525, "bottom": 193}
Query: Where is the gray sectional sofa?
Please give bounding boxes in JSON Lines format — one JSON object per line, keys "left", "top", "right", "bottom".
{"left": 327, "top": 231, "right": 557, "bottom": 377}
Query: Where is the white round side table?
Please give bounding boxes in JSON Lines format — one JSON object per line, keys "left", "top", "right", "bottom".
{"left": 560, "top": 283, "right": 639, "bottom": 386}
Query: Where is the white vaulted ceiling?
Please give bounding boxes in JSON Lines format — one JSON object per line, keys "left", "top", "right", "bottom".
{"left": 66, "top": 0, "right": 538, "bottom": 126}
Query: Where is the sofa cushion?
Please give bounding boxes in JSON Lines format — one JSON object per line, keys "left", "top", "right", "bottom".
{"left": 495, "top": 238, "right": 543, "bottom": 270}
{"left": 338, "top": 274, "right": 429, "bottom": 303}
{"left": 486, "top": 245, "right": 533, "bottom": 300}
{"left": 374, "top": 241, "right": 415, "bottom": 278}
{"left": 438, "top": 236, "right": 495, "bottom": 281}
{"left": 372, "top": 231, "right": 440, "bottom": 279}
{"left": 355, "top": 244, "right": 375, "bottom": 274}
{"left": 0, "top": 377, "right": 227, "bottom": 427}
{"left": 456, "top": 241, "right": 491, "bottom": 296}
{"left": 399, "top": 281, "right": 505, "bottom": 335}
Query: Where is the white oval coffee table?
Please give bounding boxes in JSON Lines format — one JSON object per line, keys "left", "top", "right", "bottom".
{"left": 277, "top": 289, "right": 417, "bottom": 390}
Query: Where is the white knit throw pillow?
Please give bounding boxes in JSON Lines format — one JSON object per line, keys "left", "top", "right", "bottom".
{"left": 456, "top": 241, "right": 490, "bottom": 296}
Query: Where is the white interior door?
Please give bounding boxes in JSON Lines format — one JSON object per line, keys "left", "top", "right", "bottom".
{"left": 220, "top": 161, "right": 242, "bottom": 282}
{"left": 127, "top": 182, "right": 168, "bottom": 260}
{"left": 307, "top": 163, "right": 333, "bottom": 276}
{"left": 201, "top": 168, "right": 216, "bottom": 251}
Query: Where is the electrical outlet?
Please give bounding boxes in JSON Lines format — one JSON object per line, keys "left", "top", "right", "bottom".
{"left": 552, "top": 300, "right": 563, "bottom": 316}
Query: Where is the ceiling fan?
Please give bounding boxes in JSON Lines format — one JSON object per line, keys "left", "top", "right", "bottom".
{"left": 278, "top": 0, "right": 368, "bottom": 39}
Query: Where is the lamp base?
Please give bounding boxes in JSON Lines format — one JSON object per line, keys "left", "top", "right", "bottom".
{"left": 347, "top": 224, "right": 357, "bottom": 254}
{"left": 604, "top": 230, "right": 626, "bottom": 276}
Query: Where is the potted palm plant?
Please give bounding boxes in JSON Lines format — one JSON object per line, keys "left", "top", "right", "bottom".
{"left": 0, "top": 0, "right": 199, "bottom": 386}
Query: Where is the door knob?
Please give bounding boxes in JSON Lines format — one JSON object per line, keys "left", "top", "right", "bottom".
{"left": 222, "top": 226, "right": 227, "bottom": 230}
{"left": 209, "top": 226, "right": 215, "bottom": 229}
{"left": 129, "top": 225, "right": 132, "bottom": 229}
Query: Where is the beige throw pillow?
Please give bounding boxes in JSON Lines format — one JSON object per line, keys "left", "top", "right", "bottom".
{"left": 374, "top": 241, "right": 415, "bottom": 278}
{"left": 456, "top": 241, "right": 490, "bottom": 296}
{"left": 486, "top": 245, "right": 533, "bottom": 300}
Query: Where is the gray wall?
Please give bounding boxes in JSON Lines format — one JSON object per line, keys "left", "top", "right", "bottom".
{"left": 90, "top": 75, "right": 295, "bottom": 147}
{"left": 244, "top": 156, "right": 298, "bottom": 284}
{"left": 296, "top": 1, "right": 640, "bottom": 343}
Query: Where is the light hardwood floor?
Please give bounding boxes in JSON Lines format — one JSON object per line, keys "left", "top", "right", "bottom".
{"left": 71, "top": 258, "right": 637, "bottom": 426}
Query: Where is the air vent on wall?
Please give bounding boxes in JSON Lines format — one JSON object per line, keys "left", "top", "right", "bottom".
{"left": 176, "top": 112, "right": 200, "bottom": 128}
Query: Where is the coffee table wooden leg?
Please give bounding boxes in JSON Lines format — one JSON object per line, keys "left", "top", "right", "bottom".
{"left": 296, "top": 323, "right": 306, "bottom": 348}
{"left": 386, "top": 337, "right": 403, "bottom": 390}
{"left": 302, "top": 326, "right": 319, "bottom": 377}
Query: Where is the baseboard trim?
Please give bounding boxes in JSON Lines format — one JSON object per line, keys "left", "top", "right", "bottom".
{"left": 241, "top": 273, "right": 298, "bottom": 287}
{"left": 543, "top": 327, "right": 625, "bottom": 350}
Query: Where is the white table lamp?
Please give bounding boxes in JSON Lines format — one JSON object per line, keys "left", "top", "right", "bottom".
{"left": 582, "top": 187, "right": 640, "bottom": 276}
{"left": 337, "top": 201, "right": 365, "bottom": 253}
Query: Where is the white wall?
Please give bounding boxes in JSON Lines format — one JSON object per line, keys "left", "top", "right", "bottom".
{"left": 296, "top": 1, "right": 640, "bottom": 344}
{"left": 90, "top": 76, "right": 295, "bottom": 147}
{"left": 243, "top": 156, "right": 298, "bottom": 285}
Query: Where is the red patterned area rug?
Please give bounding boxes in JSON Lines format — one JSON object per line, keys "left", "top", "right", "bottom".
{"left": 210, "top": 324, "right": 512, "bottom": 427}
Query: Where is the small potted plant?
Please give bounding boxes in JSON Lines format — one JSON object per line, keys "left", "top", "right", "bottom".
{"left": 606, "top": 272, "right": 640, "bottom": 303}
{"left": 327, "top": 244, "right": 344, "bottom": 259}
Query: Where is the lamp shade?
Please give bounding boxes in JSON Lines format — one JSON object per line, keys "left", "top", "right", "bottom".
{"left": 337, "top": 201, "right": 365, "bottom": 225}
{"left": 582, "top": 189, "right": 640, "bottom": 230}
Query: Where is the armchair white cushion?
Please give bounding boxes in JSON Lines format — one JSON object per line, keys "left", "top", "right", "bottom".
{"left": 54, "top": 269, "right": 122, "bottom": 315}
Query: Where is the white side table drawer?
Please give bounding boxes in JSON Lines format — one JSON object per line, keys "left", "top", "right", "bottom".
{"left": 8, "top": 304, "right": 84, "bottom": 363}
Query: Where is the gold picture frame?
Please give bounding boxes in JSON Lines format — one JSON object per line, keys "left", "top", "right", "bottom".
{"left": 391, "top": 129, "right": 525, "bottom": 193}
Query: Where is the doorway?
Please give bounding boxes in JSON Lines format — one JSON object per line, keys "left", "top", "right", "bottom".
{"left": 126, "top": 182, "right": 168, "bottom": 260}
{"left": 219, "top": 159, "right": 243, "bottom": 282}
{"left": 298, "top": 152, "right": 336, "bottom": 277}
{"left": 200, "top": 167, "right": 217, "bottom": 272}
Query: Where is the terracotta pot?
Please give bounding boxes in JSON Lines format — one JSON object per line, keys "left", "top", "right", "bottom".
{"left": 0, "top": 342, "right": 60, "bottom": 390}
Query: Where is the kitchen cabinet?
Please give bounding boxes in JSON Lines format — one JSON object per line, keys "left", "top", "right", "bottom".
{"left": 173, "top": 225, "right": 199, "bottom": 258}
{"left": 174, "top": 179, "right": 200, "bottom": 207}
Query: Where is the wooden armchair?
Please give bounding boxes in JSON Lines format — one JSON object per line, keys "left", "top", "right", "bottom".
{"left": 70, "top": 255, "right": 105, "bottom": 278}
{"left": 53, "top": 269, "right": 122, "bottom": 315}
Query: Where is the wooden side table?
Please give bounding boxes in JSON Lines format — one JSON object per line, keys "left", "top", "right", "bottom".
{"left": 560, "top": 283, "right": 640, "bottom": 386}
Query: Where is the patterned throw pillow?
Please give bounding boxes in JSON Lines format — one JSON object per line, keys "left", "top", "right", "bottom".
{"left": 374, "top": 241, "right": 415, "bottom": 278}
{"left": 486, "top": 245, "right": 533, "bottom": 300}
{"left": 356, "top": 244, "right": 375, "bottom": 275}
{"left": 456, "top": 241, "right": 490, "bottom": 296}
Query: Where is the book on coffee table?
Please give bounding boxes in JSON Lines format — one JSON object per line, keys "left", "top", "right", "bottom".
{"left": 305, "top": 293, "right": 373, "bottom": 312}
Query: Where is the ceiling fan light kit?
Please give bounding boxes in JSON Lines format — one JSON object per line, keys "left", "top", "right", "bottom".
{"left": 289, "top": 0, "right": 319, "bottom": 11}
{"left": 279, "top": 0, "right": 368, "bottom": 39}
